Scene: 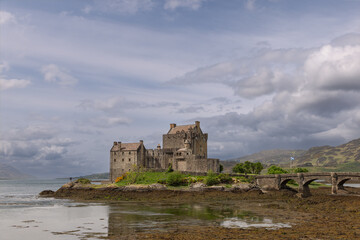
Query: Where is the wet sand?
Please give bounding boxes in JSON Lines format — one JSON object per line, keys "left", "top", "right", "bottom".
{"left": 47, "top": 185, "right": 360, "bottom": 239}
{"left": 133, "top": 188, "right": 360, "bottom": 240}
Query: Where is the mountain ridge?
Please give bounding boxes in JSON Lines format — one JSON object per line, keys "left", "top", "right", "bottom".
{"left": 222, "top": 138, "right": 360, "bottom": 171}
{"left": 0, "top": 163, "right": 34, "bottom": 180}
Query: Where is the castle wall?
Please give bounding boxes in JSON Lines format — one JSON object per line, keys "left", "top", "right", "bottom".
{"left": 145, "top": 149, "right": 163, "bottom": 169}
{"left": 110, "top": 143, "right": 146, "bottom": 182}
{"left": 163, "top": 132, "right": 186, "bottom": 150}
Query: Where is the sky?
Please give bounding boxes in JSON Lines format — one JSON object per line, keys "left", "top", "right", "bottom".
{"left": 1, "top": 0, "right": 360, "bottom": 178}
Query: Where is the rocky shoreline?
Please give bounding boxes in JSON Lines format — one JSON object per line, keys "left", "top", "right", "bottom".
{"left": 40, "top": 181, "right": 264, "bottom": 201}
{"left": 39, "top": 183, "right": 360, "bottom": 239}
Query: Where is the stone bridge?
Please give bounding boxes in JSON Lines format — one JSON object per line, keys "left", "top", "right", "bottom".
{"left": 256, "top": 172, "right": 360, "bottom": 197}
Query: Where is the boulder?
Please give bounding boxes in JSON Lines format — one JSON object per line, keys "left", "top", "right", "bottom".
{"left": 39, "top": 190, "right": 55, "bottom": 197}
{"left": 189, "top": 182, "right": 206, "bottom": 190}
{"left": 231, "top": 183, "right": 252, "bottom": 192}
{"left": 148, "top": 183, "right": 167, "bottom": 190}
{"left": 206, "top": 186, "right": 225, "bottom": 191}
{"left": 123, "top": 185, "right": 149, "bottom": 192}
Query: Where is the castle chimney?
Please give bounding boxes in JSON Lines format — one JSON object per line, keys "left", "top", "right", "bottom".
{"left": 195, "top": 121, "right": 200, "bottom": 128}
{"left": 118, "top": 142, "right": 121, "bottom": 148}
{"left": 140, "top": 140, "right": 143, "bottom": 144}
{"left": 113, "top": 142, "right": 117, "bottom": 145}
{"left": 157, "top": 144, "right": 161, "bottom": 149}
{"left": 170, "top": 123, "right": 176, "bottom": 129}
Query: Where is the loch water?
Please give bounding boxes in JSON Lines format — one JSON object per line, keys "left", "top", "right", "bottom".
{"left": 0, "top": 179, "right": 292, "bottom": 240}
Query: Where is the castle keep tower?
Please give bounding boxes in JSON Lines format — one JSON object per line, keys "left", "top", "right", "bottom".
{"left": 110, "top": 121, "right": 219, "bottom": 182}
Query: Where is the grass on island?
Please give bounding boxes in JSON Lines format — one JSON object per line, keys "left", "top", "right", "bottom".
{"left": 112, "top": 170, "right": 253, "bottom": 187}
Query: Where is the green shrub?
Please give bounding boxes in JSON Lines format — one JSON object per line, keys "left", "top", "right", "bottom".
{"left": 157, "top": 179, "right": 166, "bottom": 184}
{"left": 205, "top": 171, "right": 220, "bottom": 186}
{"left": 76, "top": 178, "right": 91, "bottom": 184}
{"left": 166, "top": 172, "right": 185, "bottom": 186}
{"left": 234, "top": 176, "right": 254, "bottom": 183}
{"left": 166, "top": 163, "right": 174, "bottom": 173}
{"left": 267, "top": 165, "right": 288, "bottom": 174}
{"left": 219, "top": 164, "right": 224, "bottom": 173}
{"left": 217, "top": 173, "right": 233, "bottom": 184}
{"left": 293, "top": 167, "right": 309, "bottom": 173}
{"left": 186, "top": 177, "right": 198, "bottom": 184}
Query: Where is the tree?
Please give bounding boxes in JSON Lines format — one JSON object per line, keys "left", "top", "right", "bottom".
{"left": 267, "top": 165, "right": 288, "bottom": 174}
{"left": 219, "top": 164, "right": 224, "bottom": 173}
{"left": 232, "top": 163, "right": 246, "bottom": 173}
{"left": 253, "top": 162, "right": 264, "bottom": 174}
{"left": 232, "top": 161, "right": 263, "bottom": 174}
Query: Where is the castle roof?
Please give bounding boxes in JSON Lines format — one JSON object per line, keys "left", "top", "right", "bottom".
{"left": 111, "top": 142, "right": 141, "bottom": 152}
{"left": 168, "top": 124, "right": 195, "bottom": 134}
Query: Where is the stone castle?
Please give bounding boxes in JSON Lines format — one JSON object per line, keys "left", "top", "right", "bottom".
{"left": 110, "top": 121, "right": 219, "bottom": 182}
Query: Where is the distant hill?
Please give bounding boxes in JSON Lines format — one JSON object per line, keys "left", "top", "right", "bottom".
{"left": 294, "top": 138, "right": 360, "bottom": 167}
{"left": 226, "top": 149, "right": 306, "bottom": 166}
{"left": 78, "top": 172, "right": 109, "bottom": 180}
{"left": 0, "top": 163, "right": 33, "bottom": 180}
{"left": 222, "top": 138, "right": 360, "bottom": 173}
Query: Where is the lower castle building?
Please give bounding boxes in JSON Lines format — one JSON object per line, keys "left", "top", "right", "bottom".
{"left": 110, "top": 121, "right": 219, "bottom": 182}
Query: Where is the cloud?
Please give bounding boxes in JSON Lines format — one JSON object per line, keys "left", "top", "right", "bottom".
{"left": 177, "top": 106, "right": 204, "bottom": 113}
{"left": 0, "top": 62, "right": 31, "bottom": 90}
{"left": 91, "top": 117, "right": 132, "bottom": 128}
{"left": 0, "top": 78, "right": 31, "bottom": 90}
{"left": 170, "top": 47, "right": 311, "bottom": 99}
{"left": 164, "top": 0, "right": 206, "bottom": 10}
{"left": 245, "top": 0, "right": 256, "bottom": 10}
{"left": 91, "top": 0, "right": 154, "bottom": 14}
{"left": 0, "top": 125, "right": 81, "bottom": 177}
{"left": 79, "top": 97, "right": 179, "bottom": 112}
{"left": 41, "top": 64, "right": 78, "bottom": 86}
{"left": 173, "top": 33, "right": 360, "bottom": 159}
{"left": 0, "top": 62, "right": 9, "bottom": 72}
{"left": 0, "top": 11, "right": 15, "bottom": 25}
{"left": 304, "top": 44, "right": 360, "bottom": 91}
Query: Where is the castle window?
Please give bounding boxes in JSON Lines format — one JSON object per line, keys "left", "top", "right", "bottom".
{"left": 129, "top": 151, "right": 131, "bottom": 155}
{"left": 114, "top": 159, "right": 116, "bottom": 162}
{"left": 114, "top": 152, "right": 117, "bottom": 155}
{"left": 122, "top": 152, "right": 124, "bottom": 155}
{"left": 122, "top": 158, "right": 124, "bottom": 162}
{"left": 129, "top": 158, "right": 131, "bottom": 162}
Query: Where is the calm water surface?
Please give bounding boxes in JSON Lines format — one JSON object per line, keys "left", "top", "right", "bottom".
{"left": 0, "top": 179, "right": 291, "bottom": 240}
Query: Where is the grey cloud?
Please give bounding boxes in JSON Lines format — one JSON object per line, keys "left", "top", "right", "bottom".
{"left": 330, "top": 33, "right": 360, "bottom": 47}
{"left": 170, "top": 48, "right": 312, "bottom": 98}
{"left": 90, "top": 0, "right": 154, "bottom": 14}
{"left": 177, "top": 106, "right": 204, "bottom": 113}
{"left": 78, "top": 97, "right": 179, "bottom": 112}
{"left": 91, "top": 116, "right": 132, "bottom": 128}
{"left": 167, "top": 33, "right": 360, "bottom": 159}
{"left": 6, "top": 126, "right": 56, "bottom": 141}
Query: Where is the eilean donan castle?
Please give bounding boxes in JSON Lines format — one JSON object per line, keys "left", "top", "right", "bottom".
{"left": 110, "top": 121, "right": 219, "bottom": 182}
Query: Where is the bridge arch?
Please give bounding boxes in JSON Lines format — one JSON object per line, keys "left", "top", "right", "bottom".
{"left": 337, "top": 178, "right": 351, "bottom": 190}
{"left": 303, "top": 178, "right": 318, "bottom": 187}
{"left": 280, "top": 178, "right": 299, "bottom": 192}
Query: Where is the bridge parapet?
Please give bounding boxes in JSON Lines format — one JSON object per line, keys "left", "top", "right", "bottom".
{"left": 255, "top": 172, "right": 360, "bottom": 197}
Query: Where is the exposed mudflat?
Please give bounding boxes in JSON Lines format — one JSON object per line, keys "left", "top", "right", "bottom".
{"left": 42, "top": 184, "right": 360, "bottom": 239}
{"left": 132, "top": 188, "right": 360, "bottom": 240}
